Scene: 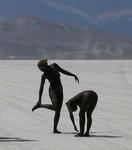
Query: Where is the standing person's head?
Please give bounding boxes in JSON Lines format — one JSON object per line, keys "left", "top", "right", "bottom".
{"left": 38, "top": 59, "right": 48, "bottom": 72}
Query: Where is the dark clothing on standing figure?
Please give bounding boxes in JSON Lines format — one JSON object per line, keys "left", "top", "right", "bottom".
{"left": 32, "top": 60, "right": 79, "bottom": 134}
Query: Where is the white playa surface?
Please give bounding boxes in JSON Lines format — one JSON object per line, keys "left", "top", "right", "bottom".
{"left": 0, "top": 60, "right": 132, "bottom": 150}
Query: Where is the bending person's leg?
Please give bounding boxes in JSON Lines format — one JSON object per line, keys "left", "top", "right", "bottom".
{"left": 78, "top": 111, "right": 85, "bottom": 136}
{"left": 85, "top": 100, "right": 97, "bottom": 137}
{"left": 85, "top": 112, "right": 92, "bottom": 137}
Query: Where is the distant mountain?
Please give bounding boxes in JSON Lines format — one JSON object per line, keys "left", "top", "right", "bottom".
{"left": 0, "top": 0, "right": 132, "bottom": 35}
{"left": 0, "top": 16, "right": 132, "bottom": 59}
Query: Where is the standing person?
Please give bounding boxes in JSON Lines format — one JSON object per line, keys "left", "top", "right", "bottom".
{"left": 32, "top": 59, "right": 79, "bottom": 134}
{"left": 66, "top": 90, "right": 98, "bottom": 137}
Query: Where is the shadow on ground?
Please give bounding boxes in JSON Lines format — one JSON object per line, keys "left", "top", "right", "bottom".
{"left": 62, "top": 132, "right": 123, "bottom": 138}
{"left": 0, "top": 137, "right": 38, "bottom": 142}
{"left": 90, "top": 134, "right": 123, "bottom": 138}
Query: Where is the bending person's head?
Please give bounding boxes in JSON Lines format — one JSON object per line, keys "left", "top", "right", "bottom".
{"left": 70, "top": 103, "right": 77, "bottom": 112}
{"left": 38, "top": 59, "right": 48, "bottom": 71}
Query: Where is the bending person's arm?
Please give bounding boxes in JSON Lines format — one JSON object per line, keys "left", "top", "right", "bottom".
{"left": 55, "top": 63, "right": 79, "bottom": 83}
{"left": 66, "top": 103, "right": 78, "bottom": 132}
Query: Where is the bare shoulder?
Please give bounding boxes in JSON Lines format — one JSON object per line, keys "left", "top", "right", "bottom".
{"left": 85, "top": 90, "right": 97, "bottom": 93}
{"left": 52, "top": 63, "right": 59, "bottom": 67}
{"left": 82, "top": 90, "right": 98, "bottom": 97}
{"left": 50, "top": 63, "right": 60, "bottom": 69}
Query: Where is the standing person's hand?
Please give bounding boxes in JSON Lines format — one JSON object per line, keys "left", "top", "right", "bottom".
{"left": 74, "top": 75, "right": 79, "bottom": 83}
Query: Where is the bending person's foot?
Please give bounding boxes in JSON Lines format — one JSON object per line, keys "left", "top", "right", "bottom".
{"left": 32, "top": 104, "right": 40, "bottom": 112}
{"left": 74, "top": 133, "right": 84, "bottom": 137}
{"left": 84, "top": 132, "right": 90, "bottom": 137}
{"left": 53, "top": 129, "right": 61, "bottom": 134}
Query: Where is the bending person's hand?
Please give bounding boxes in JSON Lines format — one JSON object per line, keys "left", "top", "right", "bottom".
{"left": 74, "top": 125, "right": 79, "bottom": 132}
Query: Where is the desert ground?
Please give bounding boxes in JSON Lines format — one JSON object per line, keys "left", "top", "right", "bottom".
{"left": 0, "top": 60, "right": 132, "bottom": 150}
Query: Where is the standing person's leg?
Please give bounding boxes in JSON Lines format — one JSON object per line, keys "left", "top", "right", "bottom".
{"left": 32, "top": 88, "right": 56, "bottom": 111}
{"left": 53, "top": 91, "right": 63, "bottom": 133}
{"left": 49, "top": 86, "right": 63, "bottom": 133}
{"left": 54, "top": 109, "right": 61, "bottom": 133}
{"left": 38, "top": 87, "right": 58, "bottom": 110}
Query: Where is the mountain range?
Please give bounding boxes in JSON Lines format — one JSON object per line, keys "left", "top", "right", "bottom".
{"left": 0, "top": 16, "right": 132, "bottom": 59}
{"left": 0, "top": 0, "right": 132, "bottom": 35}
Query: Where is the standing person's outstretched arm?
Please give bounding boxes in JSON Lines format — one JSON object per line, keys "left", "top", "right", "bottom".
{"left": 54, "top": 63, "right": 79, "bottom": 83}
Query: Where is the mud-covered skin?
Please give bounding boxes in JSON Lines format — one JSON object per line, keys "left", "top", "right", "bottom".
{"left": 66, "top": 90, "right": 98, "bottom": 137}
{"left": 32, "top": 62, "right": 79, "bottom": 133}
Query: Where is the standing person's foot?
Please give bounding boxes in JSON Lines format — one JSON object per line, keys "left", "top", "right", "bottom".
{"left": 53, "top": 129, "right": 61, "bottom": 134}
{"left": 32, "top": 104, "right": 40, "bottom": 111}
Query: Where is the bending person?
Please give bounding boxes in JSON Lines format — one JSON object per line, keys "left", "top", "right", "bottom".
{"left": 66, "top": 90, "right": 98, "bottom": 137}
{"left": 32, "top": 59, "right": 79, "bottom": 134}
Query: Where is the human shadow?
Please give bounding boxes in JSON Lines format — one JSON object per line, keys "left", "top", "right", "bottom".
{"left": 90, "top": 134, "right": 123, "bottom": 138}
{"left": 61, "top": 132, "right": 78, "bottom": 135}
{"left": 62, "top": 131, "right": 98, "bottom": 135}
{"left": 0, "top": 137, "right": 38, "bottom": 142}
{"left": 62, "top": 132, "right": 123, "bottom": 138}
